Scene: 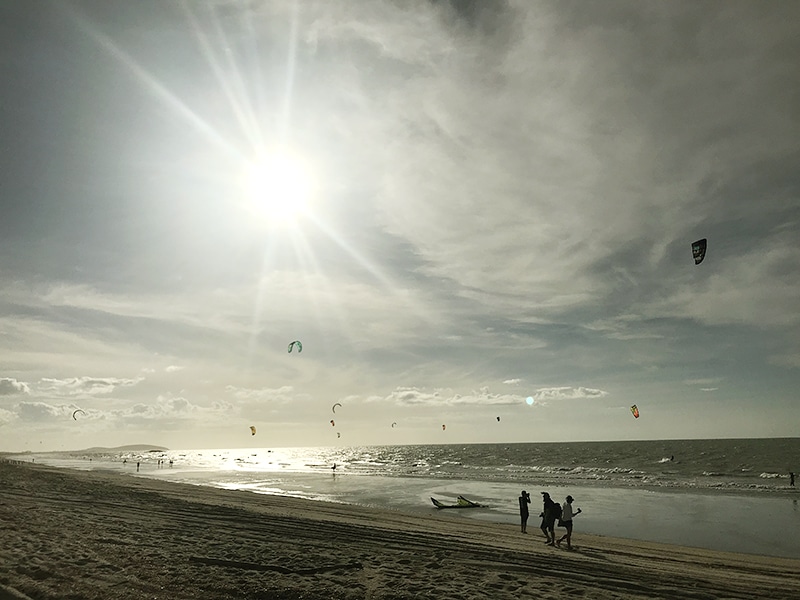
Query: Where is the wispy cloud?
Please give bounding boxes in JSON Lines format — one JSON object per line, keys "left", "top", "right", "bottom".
{"left": 37, "top": 377, "right": 142, "bottom": 396}
{"left": 529, "top": 387, "right": 609, "bottom": 402}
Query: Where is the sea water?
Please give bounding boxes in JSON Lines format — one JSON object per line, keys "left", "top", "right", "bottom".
{"left": 15, "top": 438, "right": 800, "bottom": 559}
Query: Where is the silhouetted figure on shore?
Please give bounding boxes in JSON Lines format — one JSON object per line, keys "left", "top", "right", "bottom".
{"left": 556, "top": 495, "right": 582, "bottom": 550}
{"left": 518, "top": 490, "right": 531, "bottom": 533}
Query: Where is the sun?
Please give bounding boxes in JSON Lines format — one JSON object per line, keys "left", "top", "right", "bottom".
{"left": 241, "top": 151, "right": 313, "bottom": 225}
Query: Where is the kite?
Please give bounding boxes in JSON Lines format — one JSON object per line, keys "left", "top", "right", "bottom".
{"left": 691, "top": 238, "right": 707, "bottom": 265}
{"left": 72, "top": 409, "right": 86, "bottom": 421}
{"left": 288, "top": 340, "right": 302, "bottom": 353}
{"left": 391, "top": 422, "right": 397, "bottom": 428}
{"left": 331, "top": 403, "right": 342, "bottom": 414}
{"left": 496, "top": 416, "right": 500, "bottom": 422}
{"left": 330, "top": 419, "right": 335, "bottom": 426}
{"left": 442, "top": 424, "right": 446, "bottom": 431}
{"left": 337, "top": 432, "right": 341, "bottom": 438}
{"left": 250, "top": 425, "right": 257, "bottom": 435}
{"left": 630, "top": 405, "right": 640, "bottom": 419}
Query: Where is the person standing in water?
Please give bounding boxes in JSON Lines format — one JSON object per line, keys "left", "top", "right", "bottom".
{"left": 556, "top": 495, "right": 582, "bottom": 550}
{"left": 518, "top": 490, "right": 531, "bottom": 533}
{"left": 791, "top": 472, "right": 795, "bottom": 487}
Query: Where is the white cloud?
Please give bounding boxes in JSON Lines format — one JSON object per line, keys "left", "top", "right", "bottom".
{"left": 16, "top": 401, "right": 71, "bottom": 422}
{"left": 683, "top": 378, "right": 722, "bottom": 387}
{"left": 503, "top": 378, "right": 521, "bottom": 385}
{"left": 385, "top": 385, "right": 540, "bottom": 407}
{"left": 225, "top": 385, "right": 295, "bottom": 402}
{"left": 529, "top": 387, "right": 608, "bottom": 402}
{"left": 115, "top": 395, "right": 202, "bottom": 421}
{"left": 37, "top": 377, "right": 142, "bottom": 396}
{"left": 0, "top": 378, "right": 30, "bottom": 396}
{"left": 386, "top": 387, "right": 444, "bottom": 406}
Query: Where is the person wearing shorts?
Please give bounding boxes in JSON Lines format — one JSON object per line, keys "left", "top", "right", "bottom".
{"left": 556, "top": 495, "right": 581, "bottom": 550}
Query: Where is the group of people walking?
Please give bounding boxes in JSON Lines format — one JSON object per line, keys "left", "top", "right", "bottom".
{"left": 518, "top": 490, "right": 581, "bottom": 550}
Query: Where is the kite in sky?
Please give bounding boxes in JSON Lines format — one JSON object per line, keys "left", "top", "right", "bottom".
{"left": 249, "top": 425, "right": 257, "bottom": 435}
{"left": 391, "top": 422, "right": 397, "bottom": 428}
{"left": 442, "top": 424, "right": 446, "bottom": 431}
{"left": 630, "top": 405, "right": 640, "bottom": 419}
{"left": 330, "top": 419, "right": 335, "bottom": 427}
{"left": 287, "top": 340, "right": 302, "bottom": 353}
{"left": 496, "top": 416, "right": 501, "bottom": 422}
{"left": 72, "top": 409, "right": 86, "bottom": 420}
{"left": 332, "top": 403, "right": 342, "bottom": 413}
{"left": 692, "top": 238, "right": 707, "bottom": 265}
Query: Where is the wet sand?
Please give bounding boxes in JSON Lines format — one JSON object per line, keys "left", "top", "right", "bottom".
{"left": 1, "top": 460, "right": 798, "bottom": 599}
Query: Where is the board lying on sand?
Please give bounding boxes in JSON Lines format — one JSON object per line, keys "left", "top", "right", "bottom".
{"left": 430, "top": 495, "right": 481, "bottom": 509}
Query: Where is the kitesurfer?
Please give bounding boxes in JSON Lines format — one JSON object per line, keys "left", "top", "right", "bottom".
{"left": 791, "top": 472, "right": 795, "bottom": 487}
{"left": 556, "top": 495, "right": 582, "bottom": 550}
{"left": 518, "top": 490, "right": 531, "bottom": 533}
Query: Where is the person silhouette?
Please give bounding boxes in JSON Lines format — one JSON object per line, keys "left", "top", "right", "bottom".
{"left": 556, "top": 495, "right": 582, "bottom": 550}
{"left": 518, "top": 490, "right": 531, "bottom": 533}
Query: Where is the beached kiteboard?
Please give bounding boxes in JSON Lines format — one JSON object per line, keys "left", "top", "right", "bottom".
{"left": 430, "top": 495, "right": 481, "bottom": 509}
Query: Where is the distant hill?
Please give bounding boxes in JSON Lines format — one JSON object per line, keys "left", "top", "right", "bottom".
{"left": 78, "top": 445, "right": 169, "bottom": 453}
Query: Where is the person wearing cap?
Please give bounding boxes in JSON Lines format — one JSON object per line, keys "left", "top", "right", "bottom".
{"left": 518, "top": 490, "right": 531, "bottom": 533}
{"left": 539, "top": 492, "right": 558, "bottom": 544}
{"left": 556, "top": 495, "right": 582, "bottom": 550}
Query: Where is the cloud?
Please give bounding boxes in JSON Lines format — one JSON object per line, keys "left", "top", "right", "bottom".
{"left": 644, "top": 232, "right": 800, "bottom": 330}
{"left": 700, "top": 388, "right": 719, "bottom": 392}
{"left": 37, "top": 377, "right": 142, "bottom": 396}
{"left": 683, "top": 378, "right": 722, "bottom": 387}
{"left": 767, "top": 354, "right": 800, "bottom": 369}
{"left": 529, "top": 387, "right": 609, "bottom": 402}
{"left": 503, "top": 378, "right": 521, "bottom": 385}
{"left": 116, "top": 395, "right": 202, "bottom": 422}
{"left": 0, "top": 407, "right": 14, "bottom": 424}
{"left": 16, "top": 401, "right": 71, "bottom": 422}
{"left": 386, "top": 387, "right": 444, "bottom": 406}
{"left": 225, "top": 385, "right": 295, "bottom": 401}
{"left": 385, "top": 385, "right": 541, "bottom": 407}
{"left": 0, "top": 378, "right": 30, "bottom": 396}
{"left": 165, "top": 365, "right": 184, "bottom": 373}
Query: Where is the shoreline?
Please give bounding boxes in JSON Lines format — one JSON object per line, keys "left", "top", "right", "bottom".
{"left": 6, "top": 452, "right": 798, "bottom": 500}
{"left": 2, "top": 461, "right": 799, "bottom": 599}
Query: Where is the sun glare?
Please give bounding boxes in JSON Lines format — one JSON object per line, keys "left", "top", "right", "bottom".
{"left": 241, "top": 151, "right": 313, "bottom": 225}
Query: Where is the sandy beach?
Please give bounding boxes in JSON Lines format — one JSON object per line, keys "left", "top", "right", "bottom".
{"left": 1, "top": 460, "right": 798, "bottom": 600}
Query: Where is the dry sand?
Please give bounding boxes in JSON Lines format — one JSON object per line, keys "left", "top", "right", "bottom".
{"left": 1, "top": 460, "right": 798, "bottom": 600}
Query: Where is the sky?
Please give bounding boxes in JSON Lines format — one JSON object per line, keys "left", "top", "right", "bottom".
{"left": 1, "top": 0, "right": 798, "bottom": 452}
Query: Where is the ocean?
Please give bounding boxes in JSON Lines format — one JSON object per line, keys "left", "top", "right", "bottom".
{"left": 12, "top": 438, "right": 800, "bottom": 559}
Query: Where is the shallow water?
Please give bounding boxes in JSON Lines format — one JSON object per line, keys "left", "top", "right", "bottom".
{"left": 15, "top": 438, "right": 800, "bottom": 558}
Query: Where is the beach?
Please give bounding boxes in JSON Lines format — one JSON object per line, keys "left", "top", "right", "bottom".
{"left": 1, "top": 461, "right": 798, "bottom": 599}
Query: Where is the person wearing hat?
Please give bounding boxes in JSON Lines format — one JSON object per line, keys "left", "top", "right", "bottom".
{"left": 539, "top": 492, "right": 558, "bottom": 544}
{"left": 518, "top": 490, "right": 531, "bottom": 533}
{"left": 556, "top": 495, "right": 582, "bottom": 550}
